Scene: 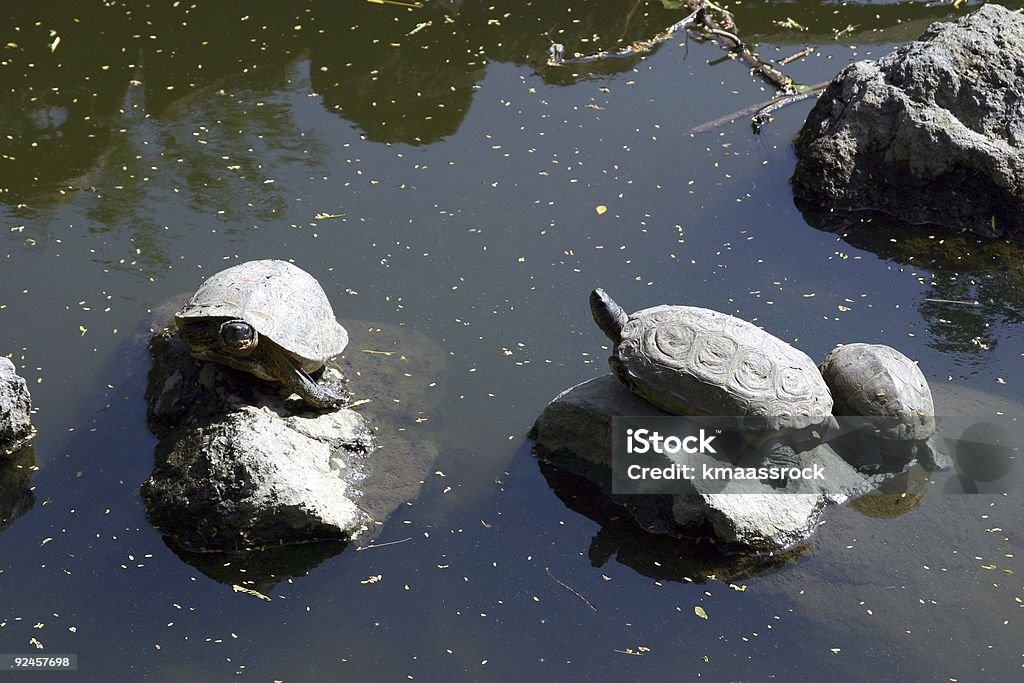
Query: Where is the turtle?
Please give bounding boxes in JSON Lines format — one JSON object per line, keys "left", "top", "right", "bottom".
{"left": 590, "top": 288, "right": 835, "bottom": 478}
{"left": 175, "top": 259, "right": 350, "bottom": 409}
{"left": 818, "top": 343, "right": 951, "bottom": 471}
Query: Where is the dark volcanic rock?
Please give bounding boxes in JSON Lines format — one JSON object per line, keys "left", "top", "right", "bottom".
{"left": 1, "top": 357, "right": 33, "bottom": 454}
{"left": 792, "top": 4, "right": 1024, "bottom": 243}
{"left": 142, "top": 321, "right": 442, "bottom": 553}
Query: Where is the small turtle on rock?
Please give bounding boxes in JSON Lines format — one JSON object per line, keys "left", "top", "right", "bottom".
{"left": 819, "top": 343, "right": 952, "bottom": 471}
{"left": 590, "top": 288, "right": 835, "bottom": 479}
{"left": 175, "top": 260, "right": 350, "bottom": 409}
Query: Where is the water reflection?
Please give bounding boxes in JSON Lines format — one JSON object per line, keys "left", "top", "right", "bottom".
{"left": 539, "top": 461, "right": 808, "bottom": 583}
{"left": 6, "top": 0, "right": 1007, "bottom": 205}
{"left": 742, "top": 1, "right": 977, "bottom": 45}
{"left": 0, "top": 0, "right": 683, "bottom": 197}
{"left": 845, "top": 466, "right": 926, "bottom": 519}
{"left": 0, "top": 445, "right": 35, "bottom": 533}
{"left": 165, "top": 537, "right": 348, "bottom": 594}
{"left": 0, "top": 4, "right": 131, "bottom": 204}
{"left": 6, "top": 0, "right": 981, "bottom": 203}
{"left": 796, "top": 203, "right": 1024, "bottom": 355}
{"left": 310, "top": 1, "right": 480, "bottom": 145}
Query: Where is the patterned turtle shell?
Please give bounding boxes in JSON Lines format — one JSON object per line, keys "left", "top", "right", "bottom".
{"left": 819, "top": 343, "right": 935, "bottom": 441}
{"left": 616, "top": 305, "right": 833, "bottom": 431}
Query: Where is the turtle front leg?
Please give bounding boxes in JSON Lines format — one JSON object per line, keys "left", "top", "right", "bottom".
{"left": 270, "top": 352, "right": 349, "bottom": 410}
{"left": 917, "top": 436, "right": 953, "bottom": 471}
{"left": 762, "top": 438, "right": 800, "bottom": 488}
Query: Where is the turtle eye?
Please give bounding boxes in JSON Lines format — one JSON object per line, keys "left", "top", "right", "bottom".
{"left": 220, "top": 321, "right": 257, "bottom": 351}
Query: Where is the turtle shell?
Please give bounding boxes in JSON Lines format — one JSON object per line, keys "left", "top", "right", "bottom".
{"left": 174, "top": 260, "right": 348, "bottom": 366}
{"left": 616, "top": 305, "right": 833, "bottom": 432}
{"left": 819, "top": 343, "right": 935, "bottom": 441}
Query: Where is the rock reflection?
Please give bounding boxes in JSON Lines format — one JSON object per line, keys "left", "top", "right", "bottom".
{"left": 796, "top": 203, "right": 1024, "bottom": 355}
{"left": 0, "top": 445, "right": 36, "bottom": 533}
{"left": 540, "top": 461, "right": 807, "bottom": 583}
{"left": 164, "top": 536, "right": 347, "bottom": 595}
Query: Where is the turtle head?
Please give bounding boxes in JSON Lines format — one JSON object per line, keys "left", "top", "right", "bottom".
{"left": 220, "top": 320, "right": 258, "bottom": 356}
{"left": 590, "top": 288, "right": 628, "bottom": 346}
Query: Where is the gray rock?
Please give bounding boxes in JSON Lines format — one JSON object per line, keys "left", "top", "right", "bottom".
{"left": 531, "top": 376, "right": 915, "bottom": 554}
{"left": 144, "top": 403, "right": 373, "bottom": 551}
{"left": 142, "top": 321, "right": 443, "bottom": 553}
{"left": 792, "top": 4, "right": 1024, "bottom": 243}
{"left": 1, "top": 357, "right": 33, "bottom": 454}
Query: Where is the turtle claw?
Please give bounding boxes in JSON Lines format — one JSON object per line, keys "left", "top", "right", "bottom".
{"left": 273, "top": 352, "right": 349, "bottom": 410}
{"left": 317, "top": 375, "right": 351, "bottom": 409}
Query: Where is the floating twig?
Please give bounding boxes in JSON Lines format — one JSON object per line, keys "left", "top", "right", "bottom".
{"left": 366, "top": 0, "right": 423, "bottom": 8}
{"left": 695, "top": 1, "right": 793, "bottom": 92}
{"left": 750, "top": 81, "right": 829, "bottom": 131}
{"left": 356, "top": 537, "right": 413, "bottom": 551}
{"left": 548, "top": 7, "right": 702, "bottom": 66}
{"left": 779, "top": 47, "right": 814, "bottom": 66}
{"left": 689, "top": 81, "right": 828, "bottom": 134}
{"left": 545, "top": 566, "right": 598, "bottom": 611}
{"left": 924, "top": 298, "right": 981, "bottom": 306}
{"left": 547, "top": 1, "right": 795, "bottom": 94}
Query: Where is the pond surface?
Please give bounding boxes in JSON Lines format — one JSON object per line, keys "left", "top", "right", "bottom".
{"left": 1, "top": 1, "right": 1022, "bottom": 680}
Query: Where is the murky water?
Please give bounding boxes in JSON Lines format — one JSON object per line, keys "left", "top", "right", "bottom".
{"left": 1, "top": 1, "right": 1022, "bottom": 680}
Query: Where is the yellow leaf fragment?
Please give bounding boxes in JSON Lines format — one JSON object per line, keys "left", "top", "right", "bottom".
{"left": 595, "top": 205, "right": 608, "bottom": 215}
{"left": 231, "top": 584, "right": 271, "bottom": 601}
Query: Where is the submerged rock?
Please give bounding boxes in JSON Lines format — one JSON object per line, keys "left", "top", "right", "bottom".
{"left": 531, "top": 376, "right": 916, "bottom": 554}
{"left": 1, "top": 357, "right": 33, "bottom": 454}
{"left": 792, "top": 4, "right": 1024, "bottom": 243}
{"left": 143, "top": 321, "right": 442, "bottom": 553}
